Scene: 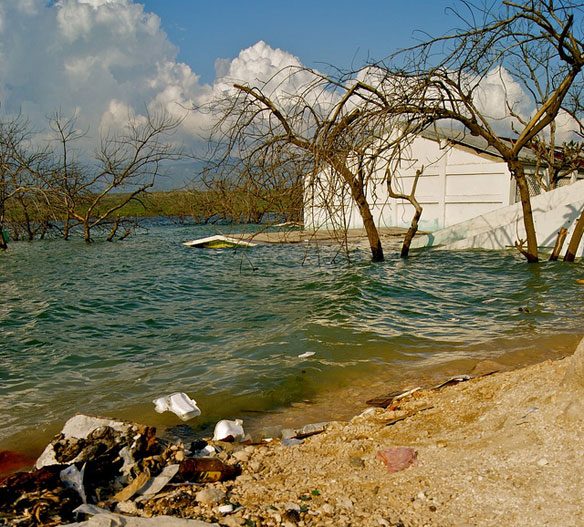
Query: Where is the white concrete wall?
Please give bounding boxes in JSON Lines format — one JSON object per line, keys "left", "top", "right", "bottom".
{"left": 410, "top": 178, "right": 584, "bottom": 258}
{"left": 304, "top": 136, "right": 514, "bottom": 232}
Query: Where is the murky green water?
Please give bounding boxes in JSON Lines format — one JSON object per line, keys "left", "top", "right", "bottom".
{"left": 1, "top": 221, "right": 584, "bottom": 453}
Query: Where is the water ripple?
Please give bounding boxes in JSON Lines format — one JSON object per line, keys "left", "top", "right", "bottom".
{"left": 1, "top": 223, "right": 584, "bottom": 443}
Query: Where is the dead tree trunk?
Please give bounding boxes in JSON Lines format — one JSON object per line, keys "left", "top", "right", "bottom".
{"left": 0, "top": 225, "right": 7, "bottom": 250}
{"left": 512, "top": 164, "right": 539, "bottom": 263}
{"left": 107, "top": 216, "right": 121, "bottom": 242}
{"left": 549, "top": 227, "right": 568, "bottom": 261}
{"left": 352, "top": 186, "right": 383, "bottom": 261}
{"left": 564, "top": 210, "right": 584, "bottom": 262}
{"left": 332, "top": 158, "right": 384, "bottom": 261}
{"left": 387, "top": 167, "right": 424, "bottom": 258}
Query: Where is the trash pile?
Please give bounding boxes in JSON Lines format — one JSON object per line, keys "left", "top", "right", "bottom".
{"left": 0, "top": 412, "right": 250, "bottom": 527}
{"left": 1, "top": 380, "right": 471, "bottom": 527}
{"left": 0, "top": 387, "right": 344, "bottom": 527}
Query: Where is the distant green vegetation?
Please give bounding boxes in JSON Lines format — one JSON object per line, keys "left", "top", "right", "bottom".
{"left": 2, "top": 188, "right": 302, "bottom": 242}
{"left": 95, "top": 191, "right": 206, "bottom": 219}
{"left": 94, "top": 189, "right": 302, "bottom": 222}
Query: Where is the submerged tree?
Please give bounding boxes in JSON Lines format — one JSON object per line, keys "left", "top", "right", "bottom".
{"left": 371, "top": 0, "right": 584, "bottom": 262}
{"left": 202, "top": 1, "right": 584, "bottom": 263}
{"left": 50, "top": 110, "right": 184, "bottom": 242}
{"left": 202, "top": 68, "right": 429, "bottom": 261}
{"left": 0, "top": 114, "right": 53, "bottom": 246}
{"left": 0, "top": 109, "right": 185, "bottom": 244}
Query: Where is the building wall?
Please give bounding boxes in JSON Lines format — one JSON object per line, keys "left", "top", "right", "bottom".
{"left": 304, "top": 136, "right": 515, "bottom": 232}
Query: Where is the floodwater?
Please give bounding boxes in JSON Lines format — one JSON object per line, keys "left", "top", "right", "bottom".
{"left": 1, "top": 221, "right": 583, "bottom": 454}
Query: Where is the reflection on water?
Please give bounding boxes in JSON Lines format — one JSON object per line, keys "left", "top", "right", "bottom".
{"left": 1, "top": 221, "right": 584, "bottom": 452}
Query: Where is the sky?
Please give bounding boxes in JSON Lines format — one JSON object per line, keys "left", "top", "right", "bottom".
{"left": 140, "top": 1, "right": 454, "bottom": 84}
{"left": 0, "top": 0, "right": 544, "bottom": 188}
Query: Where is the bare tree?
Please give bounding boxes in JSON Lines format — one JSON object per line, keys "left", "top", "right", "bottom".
{"left": 371, "top": 0, "right": 584, "bottom": 262}
{"left": 202, "top": 68, "right": 427, "bottom": 261}
{"left": 46, "top": 110, "right": 184, "bottom": 242}
{"left": 0, "top": 114, "right": 52, "bottom": 247}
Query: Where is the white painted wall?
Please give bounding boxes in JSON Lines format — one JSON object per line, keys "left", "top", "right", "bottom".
{"left": 410, "top": 177, "right": 584, "bottom": 258}
{"left": 304, "top": 135, "right": 515, "bottom": 232}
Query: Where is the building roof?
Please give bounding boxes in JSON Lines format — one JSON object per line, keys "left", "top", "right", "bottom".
{"left": 420, "top": 127, "right": 540, "bottom": 164}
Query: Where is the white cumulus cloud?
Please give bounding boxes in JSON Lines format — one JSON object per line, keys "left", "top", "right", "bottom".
{"left": 473, "top": 66, "right": 532, "bottom": 134}
{"left": 0, "top": 0, "right": 217, "bottom": 151}
{"left": 0, "top": 1, "right": 320, "bottom": 164}
{"left": 212, "top": 40, "right": 319, "bottom": 100}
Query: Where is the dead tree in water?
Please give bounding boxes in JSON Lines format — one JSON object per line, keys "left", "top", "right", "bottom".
{"left": 370, "top": 0, "right": 584, "bottom": 262}
{"left": 202, "top": 69, "right": 425, "bottom": 261}
{"left": 46, "top": 110, "right": 184, "bottom": 242}
{"left": 0, "top": 114, "right": 52, "bottom": 246}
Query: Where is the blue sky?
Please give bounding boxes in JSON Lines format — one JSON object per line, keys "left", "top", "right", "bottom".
{"left": 141, "top": 0, "right": 454, "bottom": 84}
{"left": 0, "top": 1, "right": 456, "bottom": 137}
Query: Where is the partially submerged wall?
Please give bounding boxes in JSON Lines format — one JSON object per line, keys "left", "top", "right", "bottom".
{"left": 304, "top": 135, "right": 514, "bottom": 232}
{"left": 410, "top": 178, "right": 584, "bottom": 257}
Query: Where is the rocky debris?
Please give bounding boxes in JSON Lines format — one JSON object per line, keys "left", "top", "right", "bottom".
{"left": 66, "top": 504, "right": 218, "bottom": 526}
{"left": 195, "top": 488, "right": 226, "bottom": 506}
{"left": 35, "top": 415, "right": 158, "bottom": 474}
{"left": 376, "top": 447, "right": 417, "bottom": 472}
{"left": 0, "top": 414, "right": 245, "bottom": 526}
{"left": 0, "top": 465, "right": 81, "bottom": 525}
{"left": 561, "top": 335, "right": 584, "bottom": 390}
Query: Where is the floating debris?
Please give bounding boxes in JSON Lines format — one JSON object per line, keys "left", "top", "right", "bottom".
{"left": 482, "top": 297, "right": 498, "bottom": 304}
{"left": 182, "top": 235, "right": 257, "bottom": 249}
{"left": 153, "top": 392, "right": 201, "bottom": 421}
{"left": 298, "top": 352, "right": 315, "bottom": 358}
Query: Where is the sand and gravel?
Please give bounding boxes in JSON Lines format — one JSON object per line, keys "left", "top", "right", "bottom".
{"left": 4, "top": 338, "right": 584, "bottom": 527}
{"left": 149, "top": 338, "right": 584, "bottom": 527}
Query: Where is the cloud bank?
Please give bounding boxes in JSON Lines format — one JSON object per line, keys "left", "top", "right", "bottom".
{"left": 0, "top": 0, "right": 577, "bottom": 185}
{"left": 0, "top": 0, "right": 310, "bottom": 151}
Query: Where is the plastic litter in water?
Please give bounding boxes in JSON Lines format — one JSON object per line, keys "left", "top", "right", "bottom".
{"left": 153, "top": 393, "right": 201, "bottom": 421}
{"left": 298, "top": 352, "right": 315, "bottom": 358}
{"left": 212, "top": 419, "right": 245, "bottom": 442}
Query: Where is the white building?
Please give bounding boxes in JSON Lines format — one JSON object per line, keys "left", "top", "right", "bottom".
{"left": 304, "top": 128, "right": 578, "bottom": 233}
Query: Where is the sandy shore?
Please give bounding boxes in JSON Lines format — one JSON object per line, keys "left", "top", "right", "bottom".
{"left": 154, "top": 338, "right": 584, "bottom": 527}
{"left": 3, "top": 338, "right": 583, "bottom": 527}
